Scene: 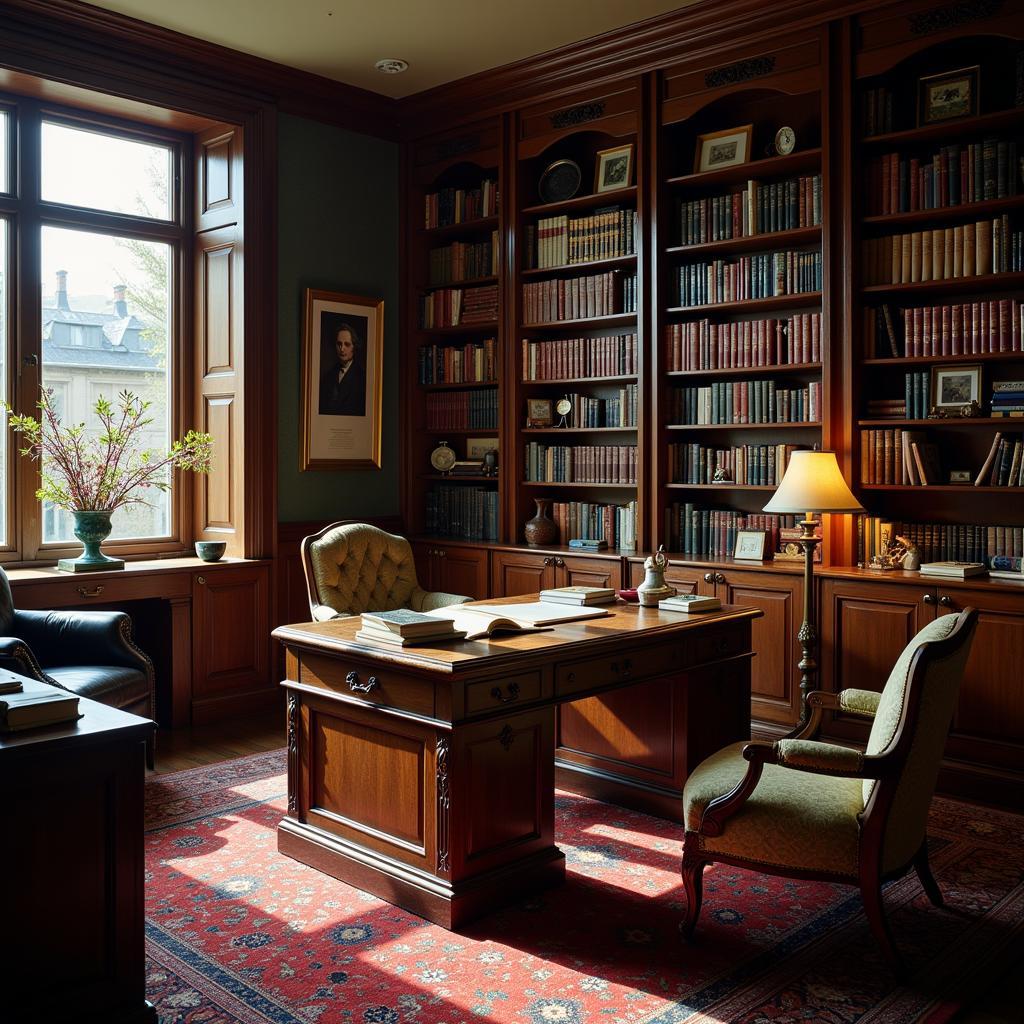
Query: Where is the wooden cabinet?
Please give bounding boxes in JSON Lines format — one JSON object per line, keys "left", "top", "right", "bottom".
{"left": 414, "top": 543, "right": 490, "bottom": 599}
{"left": 490, "top": 549, "right": 622, "bottom": 596}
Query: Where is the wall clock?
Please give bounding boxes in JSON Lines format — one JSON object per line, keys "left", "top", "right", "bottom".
{"left": 430, "top": 441, "right": 456, "bottom": 473}
{"left": 538, "top": 159, "right": 582, "bottom": 205}
{"left": 773, "top": 126, "right": 796, "bottom": 156}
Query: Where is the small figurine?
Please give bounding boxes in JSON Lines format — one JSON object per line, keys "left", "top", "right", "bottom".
{"left": 636, "top": 545, "right": 677, "bottom": 607}
{"left": 712, "top": 465, "right": 732, "bottom": 483}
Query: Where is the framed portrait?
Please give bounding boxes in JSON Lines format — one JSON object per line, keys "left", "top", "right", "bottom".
{"left": 930, "top": 363, "right": 981, "bottom": 413}
{"left": 918, "top": 66, "right": 979, "bottom": 126}
{"left": 694, "top": 124, "right": 753, "bottom": 173}
{"left": 300, "top": 288, "right": 384, "bottom": 470}
{"left": 734, "top": 529, "right": 769, "bottom": 561}
{"left": 466, "top": 437, "right": 496, "bottom": 459}
{"left": 594, "top": 143, "right": 634, "bottom": 194}
{"left": 527, "top": 398, "right": 553, "bottom": 427}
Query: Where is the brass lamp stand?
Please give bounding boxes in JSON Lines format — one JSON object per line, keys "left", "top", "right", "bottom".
{"left": 764, "top": 451, "right": 863, "bottom": 727}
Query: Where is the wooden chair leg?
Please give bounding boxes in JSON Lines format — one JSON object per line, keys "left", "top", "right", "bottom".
{"left": 680, "top": 839, "right": 707, "bottom": 941}
{"left": 913, "top": 841, "right": 943, "bottom": 907}
{"left": 859, "top": 875, "right": 906, "bottom": 978}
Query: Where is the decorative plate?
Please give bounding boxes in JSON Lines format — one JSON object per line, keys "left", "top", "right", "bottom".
{"left": 538, "top": 159, "right": 582, "bottom": 204}
{"left": 555, "top": 397, "right": 572, "bottom": 417}
{"left": 430, "top": 441, "right": 456, "bottom": 473}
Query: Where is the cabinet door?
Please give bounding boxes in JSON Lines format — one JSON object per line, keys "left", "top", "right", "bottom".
{"left": 411, "top": 542, "right": 439, "bottom": 592}
{"left": 192, "top": 563, "right": 273, "bottom": 724}
{"left": 627, "top": 561, "right": 710, "bottom": 596}
{"left": 558, "top": 554, "right": 623, "bottom": 590}
{"left": 490, "top": 550, "right": 555, "bottom": 596}
{"left": 819, "top": 578, "right": 931, "bottom": 742}
{"left": 933, "top": 587, "right": 1024, "bottom": 779}
{"left": 716, "top": 569, "right": 803, "bottom": 727}
{"left": 437, "top": 546, "right": 490, "bottom": 600}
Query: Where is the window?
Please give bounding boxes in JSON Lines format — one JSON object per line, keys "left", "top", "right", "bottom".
{"left": 0, "top": 99, "right": 188, "bottom": 562}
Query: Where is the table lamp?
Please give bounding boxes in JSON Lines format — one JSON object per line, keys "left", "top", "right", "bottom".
{"left": 763, "top": 450, "right": 863, "bottom": 725}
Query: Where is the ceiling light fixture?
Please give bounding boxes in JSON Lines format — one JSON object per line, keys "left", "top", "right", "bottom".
{"left": 375, "top": 58, "right": 408, "bottom": 74}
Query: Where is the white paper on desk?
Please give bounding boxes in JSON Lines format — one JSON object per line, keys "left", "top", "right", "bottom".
{"left": 430, "top": 602, "right": 610, "bottom": 629}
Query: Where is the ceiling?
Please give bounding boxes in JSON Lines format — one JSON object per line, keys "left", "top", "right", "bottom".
{"left": 86, "top": 0, "right": 698, "bottom": 99}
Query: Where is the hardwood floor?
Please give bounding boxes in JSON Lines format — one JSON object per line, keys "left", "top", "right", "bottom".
{"left": 147, "top": 711, "right": 1020, "bottom": 1020}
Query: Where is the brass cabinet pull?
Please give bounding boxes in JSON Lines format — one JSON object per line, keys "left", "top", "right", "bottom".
{"left": 715, "top": 572, "right": 727, "bottom": 584}
{"left": 555, "top": 557, "right": 565, "bottom": 567}
{"left": 346, "top": 671, "right": 379, "bottom": 693}
{"left": 542, "top": 556, "right": 553, "bottom": 566}
{"left": 923, "top": 593, "right": 936, "bottom": 605}
{"left": 490, "top": 682, "right": 520, "bottom": 704}
{"left": 703, "top": 573, "right": 715, "bottom": 583}
{"left": 196, "top": 576, "right": 206, "bottom": 585}
{"left": 939, "top": 595, "right": 954, "bottom": 608}
{"left": 77, "top": 585, "right": 104, "bottom": 598}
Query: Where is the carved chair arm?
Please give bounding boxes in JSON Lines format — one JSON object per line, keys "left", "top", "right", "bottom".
{"left": 838, "top": 688, "right": 881, "bottom": 718}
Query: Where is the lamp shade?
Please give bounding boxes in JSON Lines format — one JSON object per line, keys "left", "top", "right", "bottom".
{"left": 763, "top": 450, "right": 864, "bottom": 514}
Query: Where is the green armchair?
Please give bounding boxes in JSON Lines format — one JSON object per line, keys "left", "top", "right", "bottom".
{"left": 301, "top": 522, "right": 471, "bottom": 621}
{"left": 680, "top": 607, "right": 978, "bottom": 974}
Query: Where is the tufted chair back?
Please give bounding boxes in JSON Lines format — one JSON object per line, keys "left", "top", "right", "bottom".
{"left": 302, "top": 522, "right": 423, "bottom": 619}
{"left": 0, "top": 566, "right": 13, "bottom": 634}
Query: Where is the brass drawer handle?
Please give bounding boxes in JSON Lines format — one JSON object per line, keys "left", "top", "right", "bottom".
{"left": 610, "top": 658, "right": 633, "bottom": 677}
{"left": 923, "top": 593, "right": 936, "bottom": 605}
{"left": 939, "top": 595, "right": 954, "bottom": 608}
{"left": 715, "top": 572, "right": 726, "bottom": 584}
{"left": 77, "top": 585, "right": 105, "bottom": 598}
{"left": 704, "top": 573, "right": 715, "bottom": 583}
{"left": 197, "top": 576, "right": 206, "bottom": 585}
{"left": 346, "top": 671, "right": 379, "bottom": 693}
{"left": 490, "top": 682, "right": 520, "bottom": 704}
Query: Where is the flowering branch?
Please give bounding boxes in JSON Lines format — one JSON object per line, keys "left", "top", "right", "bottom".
{"left": 5, "top": 388, "right": 213, "bottom": 512}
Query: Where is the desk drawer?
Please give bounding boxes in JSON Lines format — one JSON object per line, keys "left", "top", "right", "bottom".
{"left": 465, "top": 671, "right": 542, "bottom": 717}
{"left": 555, "top": 644, "right": 677, "bottom": 699}
{"left": 298, "top": 653, "right": 435, "bottom": 718}
{"left": 681, "top": 626, "right": 747, "bottom": 669}
{"left": 12, "top": 572, "right": 192, "bottom": 608}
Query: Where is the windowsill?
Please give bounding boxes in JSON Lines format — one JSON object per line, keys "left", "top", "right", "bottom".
{"left": 5, "top": 555, "right": 267, "bottom": 583}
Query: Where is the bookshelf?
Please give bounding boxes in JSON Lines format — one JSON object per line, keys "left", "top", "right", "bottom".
{"left": 851, "top": 28, "right": 1024, "bottom": 568}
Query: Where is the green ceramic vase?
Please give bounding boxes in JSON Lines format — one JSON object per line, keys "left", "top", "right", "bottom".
{"left": 57, "top": 510, "right": 125, "bottom": 573}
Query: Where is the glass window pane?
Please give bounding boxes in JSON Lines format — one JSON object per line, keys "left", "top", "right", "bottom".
{"left": 41, "top": 121, "right": 173, "bottom": 221}
{"left": 0, "top": 111, "right": 9, "bottom": 194}
{"left": 40, "top": 225, "right": 172, "bottom": 543}
{"left": 0, "top": 219, "right": 7, "bottom": 545}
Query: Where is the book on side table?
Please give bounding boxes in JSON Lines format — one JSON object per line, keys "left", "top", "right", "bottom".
{"left": 919, "top": 561, "right": 987, "bottom": 579}
{"left": 0, "top": 677, "right": 81, "bottom": 732}
{"left": 658, "top": 594, "right": 722, "bottom": 613}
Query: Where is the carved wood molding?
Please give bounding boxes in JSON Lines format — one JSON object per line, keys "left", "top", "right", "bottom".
{"left": 704, "top": 55, "right": 777, "bottom": 88}
{"left": 287, "top": 692, "right": 299, "bottom": 816}
{"left": 549, "top": 101, "right": 606, "bottom": 130}
{"left": 436, "top": 734, "right": 451, "bottom": 875}
{"left": 908, "top": 0, "right": 1004, "bottom": 35}
{"left": 499, "top": 724, "right": 515, "bottom": 750}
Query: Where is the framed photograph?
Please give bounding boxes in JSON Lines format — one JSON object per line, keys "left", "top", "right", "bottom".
{"left": 930, "top": 363, "right": 981, "bottom": 412}
{"left": 734, "top": 529, "right": 769, "bottom": 561}
{"left": 918, "top": 66, "right": 979, "bottom": 126}
{"left": 694, "top": 124, "right": 753, "bottom": 174}
{"left": 594, "top": 143, "right": 634, "bottom": 194}
{"left": 949, "top": 469, "right": 973, "bottom": 484}
{"left": 300, "top": 288, "right": 384, "bottom": 471}
{"left": 527, "top": 398, "right": 553, "bottom": 428}
{"left": 466, "top": 437, "right": 496, "bottom": 459}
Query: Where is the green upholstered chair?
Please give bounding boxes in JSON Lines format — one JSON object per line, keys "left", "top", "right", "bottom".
{"left": 300, "top": 521, "right": 471, "bottom": 621}
{"left": 680, "top": 607, "right": 978, "bottom": 974}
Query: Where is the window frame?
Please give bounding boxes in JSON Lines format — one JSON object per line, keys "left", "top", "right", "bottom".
{"left": 0, "top": 93, "right": 194, "bottom": 565}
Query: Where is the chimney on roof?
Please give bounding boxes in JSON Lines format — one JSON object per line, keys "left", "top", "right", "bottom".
{"left": 113, "top": 284, "right": 128, "bottom": 318}
{"left": 55, "top": 270, "right": 70, "bottom": 311}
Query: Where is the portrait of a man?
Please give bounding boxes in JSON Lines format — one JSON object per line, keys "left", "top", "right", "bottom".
{"left": 318, "top": 314, "right": 367, "bottom": 417}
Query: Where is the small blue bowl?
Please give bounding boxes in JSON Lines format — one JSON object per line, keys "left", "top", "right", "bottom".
{"left": 195, "top": 540, "right": 227, "bottom": 562}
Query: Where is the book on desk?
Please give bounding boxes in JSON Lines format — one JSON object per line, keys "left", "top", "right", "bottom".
{"left": 0, "top": 676, "right": 81, "bottom": 732}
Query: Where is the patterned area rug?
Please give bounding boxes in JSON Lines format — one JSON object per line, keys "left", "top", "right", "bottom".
{"left": 144, "top": 750, "right": 1024, "bottom": 1024}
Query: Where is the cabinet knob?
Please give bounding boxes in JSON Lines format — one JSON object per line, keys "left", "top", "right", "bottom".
{"left": 77, "top": 585, "right": 104, "bottom": 598}
{"left": 346, "top": 671, "right": 379, "bottom": 694}
{"left": 197, "top": 576, "right": 206, "bottom": 585}
{"left": 939, "top": 595, "right": 954, "bottom": 608}
{"left": 923, "top": 593, "right": 936, "bottom": 605}
{"left": 439, "top": 550, "right": 446, "bottom": 558}
{"left": 543, "top": 556, "right": 553, "bottom": 566}
{"left": 704, "top": 573, "right": 715, "bottom": 583}
{"left": 715, "top": 572, "right": 726, "bottom": 584}
{"left": 555, "top": 557, "right": 565, "bottom": 567}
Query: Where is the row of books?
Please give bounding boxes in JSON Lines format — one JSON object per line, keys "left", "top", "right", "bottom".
{"left": 525, "top": 207, "right": 636, "bottom": 269}
{"left": 977, "top": 432, "right": 1024, "bottom": 486}
{"left": 522, "top": 271, "right": 636, "bottom": 324}
{"left": 668, "top": 442, "right": 803, "bottom": 486}
{"left": 860, "top": 428, "right": 941, "bottom": 485}
{"left": 524, "top": 443, "right": 638, "bottom": 484}
{"left": 857, "top": 517, "right": 1024, "bottom": 567}
{"left": 424, "top": 179, "right": 498, "bottom": 229}
{"left": 665, "top": 313, "right": 822, "bottom": 371}
{"left": 864, "top": 371, "right": 929, "bottom": 420}
{"left": 991, "top": 380, "right": 1024, "bottom": 418}
{"left": 674, "top": 250, "right": 823, "bottom": 306}
{"left": 664, "top": 505, "right": 800, "bottom": 558}
{"left": 677, "top": 174, "right": 822, "bottom": 246}
{"left": 864, "top": 139, "right": 1019, "bottom": 217}
{"left": 554, "top": 387, "right": 638, "bottom": 428}
{"left": 863, "top": 86, "right": 894, "bottom": 136}
{"left": 418, "top": 339, "right": 497, "bottom": 385}
{"left": 550, "top": 499, "right": 638, "bottom": 550}
{"left": 861, "top": 217, "right": 1023, "bottom": 285}
{"left": 424, "top": 486, "right": 499, "bottom": 541}
{"left": 425, "top": 389, "right": 498, "bottom": 431}
{"left": 868, "top": 300, "right": 1024, "bottom": 358}
{"left": 428, "top": 234, "right": 498, "bottom": 285}
{"left": 420, "top": 285, "right": 499, "bottom": 328}
{"left": 671, "top": 380, "right": 821, "bottom": 425}
{"left": 521, "top": 333, "right": 637, "bottom": 380}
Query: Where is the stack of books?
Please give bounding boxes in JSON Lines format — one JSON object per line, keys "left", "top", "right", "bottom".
{"left": 658, "top": 593, "right": 722, "bottom": 613}
{"left": 992, "top": 381, "right": 1024, "bottom": 418}
{"left": 539, "top": 586, "right": 617, "bottom": 606}
{"left": 919, "top": 561, "right": 987, "bottom": 579}
{"left": 0, "top": 677, "right": 81, "bottom": 732}
{"left": 568, "top": 537, "right": 608, "bottom": 550}
{"left": 355, "top": 609, "right": 466, "bottom": 648}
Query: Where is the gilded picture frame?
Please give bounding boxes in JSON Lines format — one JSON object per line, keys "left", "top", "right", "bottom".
{"left": 300, "top": 288, "right": 384, "bottom": 471}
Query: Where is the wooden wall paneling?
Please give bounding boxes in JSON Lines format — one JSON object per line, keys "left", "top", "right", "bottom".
{"left": 559, "top": 554, "right": 624, "bottom": 591}
{"left": 490, "top": 549, "right": 556, "bottom": 596}
{"left": 436, "top": 544, "right": 490, "bottom": 599}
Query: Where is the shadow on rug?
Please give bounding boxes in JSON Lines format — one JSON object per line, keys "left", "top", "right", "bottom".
{"left": 144, "top": 749, "right": 1024, "bottom": 1024}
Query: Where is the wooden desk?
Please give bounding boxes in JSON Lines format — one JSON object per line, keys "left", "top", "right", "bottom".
{"left": 1, "top": 685, "right": 155, "bottom": 1023}
{"left": 273, "top": 597, "right": 760, "bottom": 928}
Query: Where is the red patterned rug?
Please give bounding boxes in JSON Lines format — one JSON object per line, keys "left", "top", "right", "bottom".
{"left": 144, "top": 750, "right": 1023, "bottom": 1024}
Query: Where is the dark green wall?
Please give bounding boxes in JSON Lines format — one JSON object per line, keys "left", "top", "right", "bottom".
{"left": 277, "top": 113, "right": 400, "bottom": 522}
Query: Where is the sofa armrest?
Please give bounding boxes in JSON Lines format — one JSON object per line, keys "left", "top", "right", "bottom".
{"left": 838, "top": 688, "right": 881, "bottom": 718}
{"left": 409, "top": 588, "right": 472, "bottom": 612}
{"left": 12, "top": 608, "right": 151, "bottom": 675}
{"left": 0, "top": 636, "right": 49, "bottom": 681}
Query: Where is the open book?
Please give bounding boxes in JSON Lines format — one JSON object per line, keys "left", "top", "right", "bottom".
{"left": 424, "top": 602, "right": 609, "bottom": 640}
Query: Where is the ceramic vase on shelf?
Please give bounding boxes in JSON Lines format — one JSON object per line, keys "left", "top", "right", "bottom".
{"left": 57, "top": 510, "right": 126, "bottom": 573}
{"left": 524, "top": 498, "right": 558, "bottom": 547}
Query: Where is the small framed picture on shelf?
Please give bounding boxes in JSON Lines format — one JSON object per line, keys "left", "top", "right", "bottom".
{"left": 930, "top": 363, "right": 981, "bottom": 413}
{"left": 594, "top": 143, "right": 634, "bottom": 193}
{"left": 948, "top": 469, "right": 973, "bottom": 484}
{"left": 917, "top": 66, "right": 979, "bottom": 126}
{"left": 694, "top": 124, "right": 752, "bottom": 173}
{"left": 466, "top": 437, "right": 496, "bottom": 460}
{"left": 526, "top": 398, "right": 553, "bottom": 428}
{"left": 733, "top": 529, "right": 769, "bottom": 561}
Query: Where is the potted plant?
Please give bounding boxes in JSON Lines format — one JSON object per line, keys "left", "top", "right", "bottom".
{"left": 6, "top": 388, "right": 213, "bottom": 572}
